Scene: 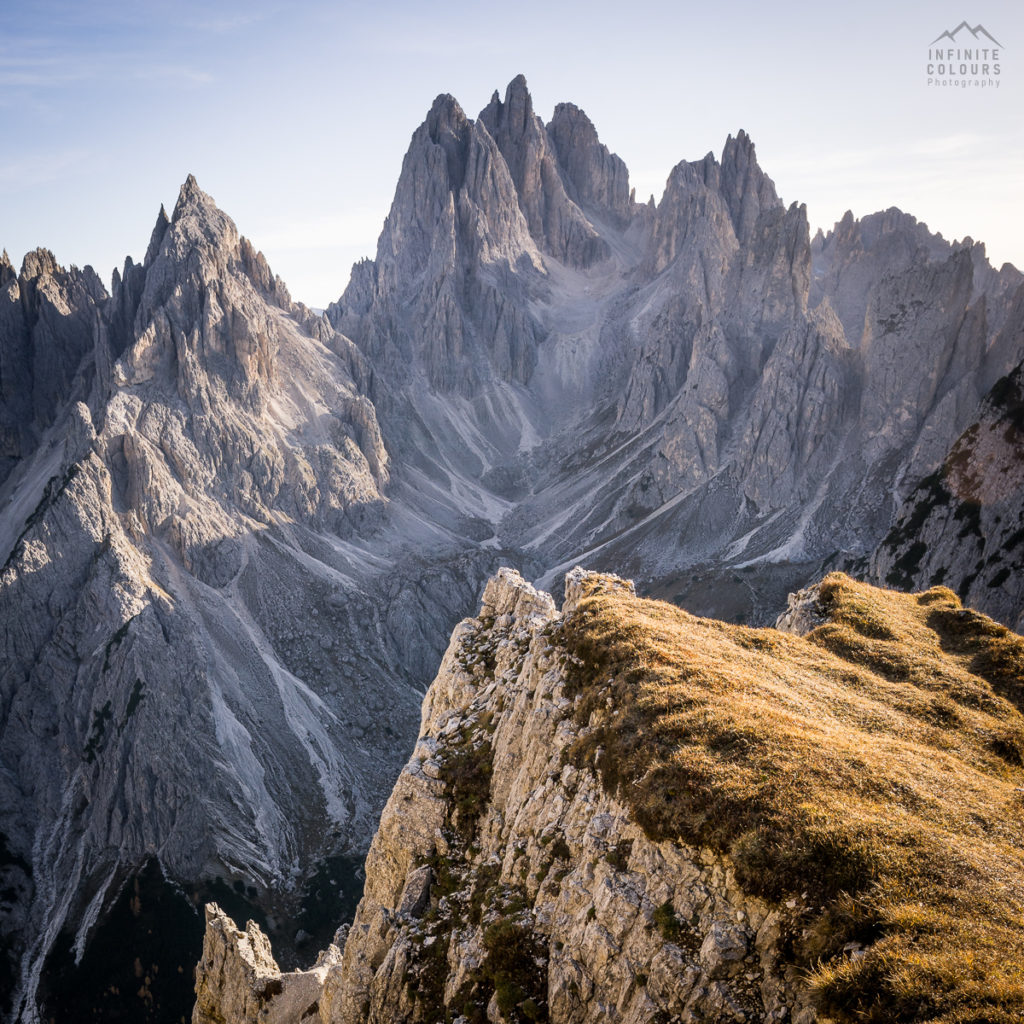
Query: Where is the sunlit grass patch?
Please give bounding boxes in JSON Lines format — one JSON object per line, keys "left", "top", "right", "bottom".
{"left": 557, "top": 571, "right": 1024, "bottom": 1022}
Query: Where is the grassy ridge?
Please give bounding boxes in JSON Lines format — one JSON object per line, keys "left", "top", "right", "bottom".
{"left": 557, "top": 572, "right": 1024, "bottom": 1023}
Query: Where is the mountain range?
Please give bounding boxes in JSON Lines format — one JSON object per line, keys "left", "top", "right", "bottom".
{"left": 1, "top": 74, "right": 1021, "bottom": 1021}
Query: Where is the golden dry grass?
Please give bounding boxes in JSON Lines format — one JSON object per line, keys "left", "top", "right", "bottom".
{"left": 557, "top": 572, "right": 1024, "bottom": 1023}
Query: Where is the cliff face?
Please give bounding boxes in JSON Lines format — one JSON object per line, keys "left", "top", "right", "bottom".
{"left": 193, "top": 567, "right": 1024, "bottom": 1023}
{"left": 0, "top": 248, "right": 107, "bottom": 484}
{"left": 196, "top": 568, "right": 817, "bottom": 1024}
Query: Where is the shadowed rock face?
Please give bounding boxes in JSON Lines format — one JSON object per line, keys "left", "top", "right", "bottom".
{"left": 1, "top": 74, "right": 1023, "bottom": 1022}
{"left": 0, "top": 249, "right": 107, "bottom": 484}
{"left": 547, "top": 102, "right": 632, "bottom": 226}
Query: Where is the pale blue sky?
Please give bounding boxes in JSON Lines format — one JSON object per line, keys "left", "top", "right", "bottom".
{"left": 2, "top": 0, "right": 1022, "bottom": 307}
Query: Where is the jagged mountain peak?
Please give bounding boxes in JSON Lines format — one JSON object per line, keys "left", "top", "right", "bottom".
{"left": 167, "top": 174, "right": 239, "bottom": 254}
{"left": 0, "top": 245, "right": 106, "bottom": 485}
{"left": 723, "top": 126, "right": 755, "bottom": 152}
{"left": 548, "top": 101, "right": 632, "bottom": 224}
{"left": 477, "top": 76, "right": 608, "bottom": 267}
{"left": 329, "top": 75, "right": 620, "bottom": 397}
{"left": 19, "top": 247, "right": 62, "bottom": 281}
{"left": 0, "top": 249, "right": 14, "bottom": 280}
{"left": 143, "top": 203, "right": 171, "bottom": 268}
{"left": 0, "top": 156, "right": 403, "bottom": 1016}
{"left": 177, "top": 171, "right": 203, "bottom": 205}
{"left": 806, "top": 203, "right": 1023, "bottom": 345}
{"left": 419, "top": 93, "right": 473, "bottom": 194}
{"left": 425, "top": 92, "right": 468, "bottom": 135}
{"left": 718, "top": 128, "right": 781, "bottom": 243}
{"left": 480, "top": 71, "right": 534, "bottom": 129}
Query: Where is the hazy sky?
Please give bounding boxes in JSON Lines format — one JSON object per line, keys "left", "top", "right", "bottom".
{"left": 2, "top": 0, "right": 1022, "bottom": 307}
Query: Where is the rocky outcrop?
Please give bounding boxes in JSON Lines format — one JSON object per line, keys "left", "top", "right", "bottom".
{"left": 195, "top": 904, "right": 339, "bottom": 1024}
{"left": 194, "top": 566, "right": 1024, "bottom": 1023}
{"left": 193, "top": 569, "right": 821, "bottom": 1023}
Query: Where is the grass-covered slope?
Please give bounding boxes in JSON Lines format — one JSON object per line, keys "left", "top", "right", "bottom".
{"left": 557, "top": 572, "right": 1024, "bottom": 1023}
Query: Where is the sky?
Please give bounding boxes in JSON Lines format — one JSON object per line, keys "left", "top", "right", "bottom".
{"left": 2, "top": 0, "right": 1022, "bottom": 309}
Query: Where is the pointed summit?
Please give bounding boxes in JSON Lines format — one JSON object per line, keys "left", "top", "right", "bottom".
{"left": 425, "top": 93, "right": 467, "bottom": 134}
{"left": 719, "top": 129, "right": 780, "bottom": 244}
{"left": 173, "top": 173, "right": 213, "bottom": 221}
{"left": 479, "top": 75, "right": 607, "bottom": 267}
{"left": 480, "top": 74, "right": 534, "bottom": 137}
{"left": 144, "top": 204, "right": 171, "bottom": 267}
{"left": 422, "top": 94, "right": 471, "bottom": 190}
{"left": 162, "top": 175, "right": 240, "bottom": 257}
{"left": 503, "top": 72, "right": 532, "bottom": 118}
{"left": 548, "top": 101, "right": 632, "bottom": 225}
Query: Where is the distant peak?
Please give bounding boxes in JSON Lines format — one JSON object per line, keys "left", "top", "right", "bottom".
{"left": 428, "top": 92, "right": 461, "bottom": 116}
{"left": 481, "top": 74, "right": 535, "bottom": 128}
{"left": 507, "top": 73, "right": 529, "bottom": 95}
{"left": 172, "top": 174, "right": 217, "bottom": 223}
{"left": 144, "top": 204, "right": 172, "bottom": 266}
{"left": 551, "top": 101, "right": 595, "bottom": 132}
{"left": 158, "top": 175, "right": 240, "bottom": 261}
{"left": 725, "top": 129, "right": 755, "bottom": 155}
{"left": 503, "top": 73, "right": 533, "bottom": 112}
{"left": 425, "top": 92, "right": 468, "bottom": 140}
{"left": 20, "top": 248, "right": 59, "bottom": 281}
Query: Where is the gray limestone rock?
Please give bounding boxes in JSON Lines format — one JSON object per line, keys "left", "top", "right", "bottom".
{"left": 548, "top": 102, "right": 632, "bottom": 227}
{"left": 479, "top": 75, "right": 608, "bottom": 268}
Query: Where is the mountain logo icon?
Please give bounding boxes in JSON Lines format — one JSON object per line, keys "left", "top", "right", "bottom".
{"left": 930, "top": 21, "right": 1002, "bottom": 46}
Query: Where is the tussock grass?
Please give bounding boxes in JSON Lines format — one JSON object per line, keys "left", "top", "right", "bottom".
{"left": 557, "top": 572, "right": 1024, "bottom": 1023}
